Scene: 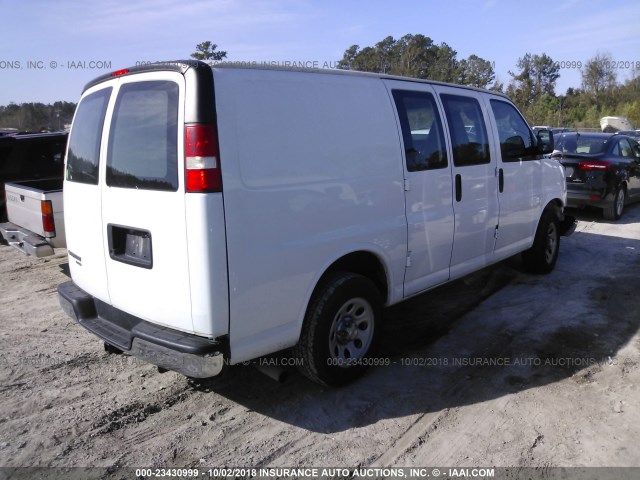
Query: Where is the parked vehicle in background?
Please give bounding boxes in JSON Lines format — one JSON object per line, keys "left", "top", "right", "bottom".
{"left": 0, "top": 133, "right": 67, "bottom": 255}
{"left": 600, "top": 116, "right": 634, "bottom": 133}
{"left": 533, "top": 126, "right": 572, "bottom": 136}
{"left": 58, "top": 61, "right": 571, "bottom": 387}
{"left": 0, "top": 129, "right": 19, "bottom": 137}
{"left": 0, "top": 132, "right": 67, "bottom": 223}
{"left": 0, "top": 178, "right": 64, "bottom": 256}
{"left": 617, "top": 130, "right": 640, "bottom": 140}
{"left": 552, "top": 132, "right": 640, "bottom": 220}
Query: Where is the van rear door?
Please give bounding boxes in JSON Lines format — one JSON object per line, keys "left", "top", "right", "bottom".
{"left": 100, "top": 72, "right": 195, "bottom": 333}
{"left": 65, "top": 86, "right": 113, "bottom": 301}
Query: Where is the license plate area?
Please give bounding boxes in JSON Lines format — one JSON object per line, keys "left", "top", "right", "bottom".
{"left": 107, "top": 224, "right": 153, "bottom": 269}
{"left": 564, "top": 166, "right": 574, "bottom": 178}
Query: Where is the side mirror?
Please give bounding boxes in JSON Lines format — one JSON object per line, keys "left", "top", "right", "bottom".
{"left": 536, "top": 129, "right": 554, "bottom": 155}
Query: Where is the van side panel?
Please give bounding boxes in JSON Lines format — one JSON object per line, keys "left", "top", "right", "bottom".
{"left": 185, "top": 193, "right": 229, "bottom": 338}
{"left": 213, "top": 69, "right": 407, "bottom": 363}
{"left": 542, "top": 158, "right": 568, "bottom": 210}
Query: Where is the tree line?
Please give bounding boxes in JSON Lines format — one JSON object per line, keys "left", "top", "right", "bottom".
{"left": 1, "top": 37, "right": 638, "bottom": 132}
{"left": 336, "top": 35, "right": 639, "bottom": 129}
{"left": 0, "top": 101, "right": 76, "bottom": 133}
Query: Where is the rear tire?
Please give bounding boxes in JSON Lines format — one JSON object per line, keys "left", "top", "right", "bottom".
{"left": 522, "top": 209, "right": 560, "bottom": 274}
{"left": 603, "top": 186, "right": 625, "bottom": 221}
{"left": 294, "top": 272, "right": 382, "bottom": 387}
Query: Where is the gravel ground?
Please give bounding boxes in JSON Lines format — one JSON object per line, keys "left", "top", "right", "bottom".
{"left": 0, "top": 204, "right": 639, "bottom": 477}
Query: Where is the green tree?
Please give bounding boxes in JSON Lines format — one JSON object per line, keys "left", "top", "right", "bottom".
{"left": 191, "top": 41, "right": 227, "bottom": 62}
{"left": 429, "top": 43, "right": 459, "bottom": 83}
{"left": 374, "top": 36, "right": 397, "bottom": 73}
{"left": 336, "top": 34, "right": 460, "bottom": 83}
{"left": 581, "top": 52, "right": 617, "bottom": 96}
{"left": 458, "top": 54, "right": 495, "bottom": 88}
{"left": 508, "top": 53, "right": 560, "bottom": 109}
{"left": 397, "top": 34, "right": 435, "bottom": 78}
{"left": 337, "top": 45, "right": 360, "bottom": 70}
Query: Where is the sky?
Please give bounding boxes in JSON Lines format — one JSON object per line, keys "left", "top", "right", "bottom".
{"left": 0, "top": 0, "right": 639, "bottom": 105}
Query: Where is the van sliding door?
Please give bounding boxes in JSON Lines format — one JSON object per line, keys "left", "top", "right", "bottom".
{"left": 436, "top": 89, "right": 500, "bottom": 278}
{"left": 386, "top": 83, "right": 455, "bottom": 297}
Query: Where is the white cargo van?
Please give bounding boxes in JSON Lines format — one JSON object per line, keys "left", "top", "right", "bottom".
{"left": 58, "top": 61, "right": 571, "bottom": 386}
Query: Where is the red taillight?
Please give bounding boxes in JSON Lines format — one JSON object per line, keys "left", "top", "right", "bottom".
{"left": 579, "top": 160, "right": 611, "bottom": 171}
{"left": 185, "top": 124, "right": 221, "bottom": 192}
{"left": 111, "top": 68, "right": 129, "bottom": 77}
{"left": 41, "top": 200, "right": 55, "bottom": 237}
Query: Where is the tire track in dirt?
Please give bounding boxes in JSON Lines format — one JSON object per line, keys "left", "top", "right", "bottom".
{"left": 369, "top": 333, "right": 517, "bottom": 467}
{"left": 90, "top": 388, "right": 193, "bottom": 436}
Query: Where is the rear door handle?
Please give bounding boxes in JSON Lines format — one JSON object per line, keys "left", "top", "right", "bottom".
{"left": 455, "top": 174, "right": 462, "bottom": 202}
{"left": 107, "top": 224, "right": 153, "bottom": 269}
{"left": 499, "top": 168, "right": 504, "bottom": 193}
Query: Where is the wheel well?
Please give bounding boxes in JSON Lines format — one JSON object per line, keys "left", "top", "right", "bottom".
{"left": 545, "top": 199, "right": 563, "bottom": 219}
{"left": 317, "top": 251, "right": 389, "bottom": 303}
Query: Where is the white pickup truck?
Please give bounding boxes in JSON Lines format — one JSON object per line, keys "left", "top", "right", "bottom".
{"left": 0, "top": 178, "right": 65, "bottom": 257}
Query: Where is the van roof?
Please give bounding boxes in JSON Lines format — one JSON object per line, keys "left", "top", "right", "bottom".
{"left": 83, "top": 59, "right": 511, "bottom": 100}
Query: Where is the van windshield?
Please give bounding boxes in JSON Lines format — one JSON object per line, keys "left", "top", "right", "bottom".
{"left": 107, "top": 81, "right": 179, "bottom": 191}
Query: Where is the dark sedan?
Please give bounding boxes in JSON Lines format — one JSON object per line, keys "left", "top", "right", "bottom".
{"left": 551, "top": 132, "right": 640, "bottom": 220}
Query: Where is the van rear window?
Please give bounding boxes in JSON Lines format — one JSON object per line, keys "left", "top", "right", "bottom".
{"left": 107, "top": 81, "right": 179, "bottom": 191}
{"left": 66, "top": 88, "right": 111, "bottom": 185}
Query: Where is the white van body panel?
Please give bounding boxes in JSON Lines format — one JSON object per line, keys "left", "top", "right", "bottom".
{"left": 185, "top": 193, "right": 229, "bottom": 338}
{"left": 59, "top": 62, "right": 569, "bottom": 381}
{"left": 213, "top": 68, "right": 407, "bottom": 362}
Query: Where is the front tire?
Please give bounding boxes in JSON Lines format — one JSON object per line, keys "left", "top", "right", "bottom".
{"left": 294, "top": 272, "right": 382, "bottom": 387}
{"left": 522, "top": 209, "right": 560, "bottom": 274}
{"left": 603, "top": 186, "right": 625, "bottom": 221}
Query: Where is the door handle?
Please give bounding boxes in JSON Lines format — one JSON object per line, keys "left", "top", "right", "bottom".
{"left": 455, "top": 174, "right": 462, "bottom": 202}
{"left": 499, "top": 168, "right": 504, "bottom": 193}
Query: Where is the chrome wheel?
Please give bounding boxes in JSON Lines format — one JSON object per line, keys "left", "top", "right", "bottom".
{"left": 329, "top": 297, "right": 374, "bottom": 366}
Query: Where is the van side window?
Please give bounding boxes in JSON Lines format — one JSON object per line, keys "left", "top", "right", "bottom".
{"left": 107, "top": 81, "right": 179, "bottom": 192}
{"left": 490, "top": 99, "right": 536, "bottom": 161}
{"left": 66, "top": 88, "right": 112, "bottom": 185}
{"left": 440, "top": 94, "right": 490, "bottom": 166}
{"left": 392, "top": 90, "right": 447, "bottom": 171}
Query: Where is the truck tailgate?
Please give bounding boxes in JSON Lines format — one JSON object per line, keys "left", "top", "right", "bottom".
{"left": 5, "top": 179, "right": 65, "bottom": 247}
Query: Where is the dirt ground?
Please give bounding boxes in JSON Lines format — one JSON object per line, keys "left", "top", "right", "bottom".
{"left": 1, "top": 204, "right": 639, "bottom": 475}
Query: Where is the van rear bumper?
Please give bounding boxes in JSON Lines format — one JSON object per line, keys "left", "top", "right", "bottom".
{"left": 57, "top": 280, "right": 226, "bottom": 378}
